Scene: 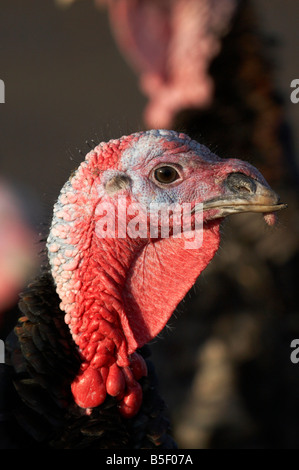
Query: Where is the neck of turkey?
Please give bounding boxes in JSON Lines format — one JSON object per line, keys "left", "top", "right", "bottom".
{"left": 47, "top": 129, "right": 285, "bottom": 418}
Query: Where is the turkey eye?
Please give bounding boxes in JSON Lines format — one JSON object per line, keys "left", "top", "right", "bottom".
{"left": 154, "top": 166, "right": 180, "bottom": 184}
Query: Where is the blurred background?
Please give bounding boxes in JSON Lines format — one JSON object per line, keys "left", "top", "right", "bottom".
{"left": 1, "top": 0, "right": 299, "bottom": 448}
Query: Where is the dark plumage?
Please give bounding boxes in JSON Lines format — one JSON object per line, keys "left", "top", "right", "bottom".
{"left": 1, "top": 273, "right": 175, "bottom": 449}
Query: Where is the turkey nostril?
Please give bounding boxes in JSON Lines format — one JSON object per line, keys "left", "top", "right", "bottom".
{"left": 225, "top": 172, "right": 257, "bottom": 196}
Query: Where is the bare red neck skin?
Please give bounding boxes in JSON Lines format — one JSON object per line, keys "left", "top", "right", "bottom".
{"left": 49, "top": 212, "right": 220, "bottom": 417}
{"left": 122, "top": 222, "right": 220, "bottom": 352}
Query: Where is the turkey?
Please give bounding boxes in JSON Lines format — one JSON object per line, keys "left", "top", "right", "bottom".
{"left": 0, "top": 129, "right": 286, "bottom": 449}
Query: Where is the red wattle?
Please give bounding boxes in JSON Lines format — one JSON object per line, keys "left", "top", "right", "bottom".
{"left": 71, "top": 366, "right": 107, "bottom": 409}
{"left": 119, "top": 382, "right": 143, "bottom": 418}
{"left": 130, "top": 352, "right": 148, "bottom": 380}
{"left": 106, "top": 363, "right": 126, "bottom": 397}
{"left": 122, "top": 226, "right": 220, "bottom": 353}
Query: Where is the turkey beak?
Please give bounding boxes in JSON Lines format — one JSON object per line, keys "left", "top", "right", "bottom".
{"left": 202, "top": 172, "right": 287, "bottom": 220}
